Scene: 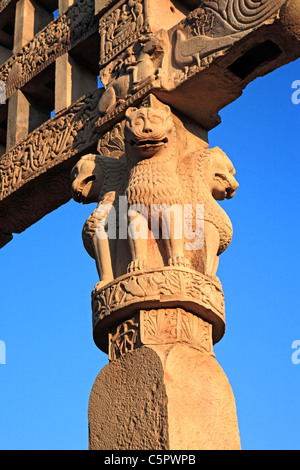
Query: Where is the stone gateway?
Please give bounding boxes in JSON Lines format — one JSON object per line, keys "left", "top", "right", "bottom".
{"left": 0, "top": 0, "right": 300, "bottom": 450}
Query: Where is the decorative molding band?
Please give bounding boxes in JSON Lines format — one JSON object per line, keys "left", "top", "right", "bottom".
{"left": 92, "top": 267, "right": 225, "bottom": 353}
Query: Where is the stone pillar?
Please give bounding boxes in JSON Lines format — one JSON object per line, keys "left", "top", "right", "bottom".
{"left": 14, "top": 0, "right": 52, "bottom": 54}
{"left": 55, "top": 0, "right": 97, "bottom": 113}
{"left": 89, "top": 308, "right": 241, "bottom": 450}
{"left": 55, "top": 53, "right": 97, "bottom": 113}
{"left": 6, "top": 90, "right": 30, "bottom": 149}
{"left": 6, "top": 0, "right": 53, "bottom": 150}
{"left": 13, "top": 0, "right": 35, "bottom": 53}
{"left": 0, "top": 45, "right": 12, "bottom": 66}
{"left": 71, "top": 94, "right": 241, "bottom": 450}
{"left": 6, "top": 90, "right": 50, "bottom": 150}
{"left": 55, "top": 54, "right": 72, "bottom": 113}
{"left": 7, "top": 0, "right": 36, "bottom": 150}
{"left": 58, "top": 0, "right": 73, "bottom": 14}
{"left": 0, "top": 99, "right": 7, "bottom": 155}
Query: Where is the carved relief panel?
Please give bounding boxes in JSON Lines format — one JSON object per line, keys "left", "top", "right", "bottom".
{"left": 99, "top": 0, "right": 150, "bottom": 68}
{"left": 108, "top": 309, "right": 214, "bottom": 361}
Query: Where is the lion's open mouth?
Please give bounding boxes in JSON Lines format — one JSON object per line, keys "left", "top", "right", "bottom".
{"left": 131, "top": 137, "right": 168, "bottom": 149}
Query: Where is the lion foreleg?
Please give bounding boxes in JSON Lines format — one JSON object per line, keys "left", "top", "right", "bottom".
{"left": 127, "top": 206, "right": 149, "bottom": 272}
{"left": 93, "top": 204, "right": 117, "bottom": 287}
{"left": 160, "top": 205, "right": 190, "bottom": 267}
{"left": 204, "top": 222, "right": 220, "bottom": 277}
{"left": 93, "top": 236, "right": 115, "bottom": 288}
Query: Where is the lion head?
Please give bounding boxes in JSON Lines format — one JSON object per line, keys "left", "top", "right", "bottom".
{"left": 70, "top": 154, "right": 104, "bottom": 204}
{"left": 204, "top": 147, "right": 239, "bottom": 200}
{"left": 124, "top": 94, "right": 175, "bottom": 163}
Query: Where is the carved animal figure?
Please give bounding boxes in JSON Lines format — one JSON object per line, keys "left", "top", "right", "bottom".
{"left": 174, "top": 25, "right": 246, "bottom": 69}
{"left": 71, "top": 98, "right": 239, "bottom": 284}
{"left": 174, "top": 0, "right": 286, "bottom": 71}
{"left": 71, "top": 154, "right": 127, "bottom": 288}
{"left": 124, "top": 94, "right": 190, "bottom": 271}
{"left": 98, "top": 31, "right": 168, "bottom": 115}
{"left": 202, "top": 0, "right": 285, "bottom": 30}
{"left": 179, "top": 146, "right": 239, "bottom": 275}
{"left": 98, "top": 52, "right": 133, "bottom": 115}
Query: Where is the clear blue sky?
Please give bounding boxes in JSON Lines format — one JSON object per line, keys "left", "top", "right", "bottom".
{"left": 0, "top": 58, "right": 299, "bottom": 450}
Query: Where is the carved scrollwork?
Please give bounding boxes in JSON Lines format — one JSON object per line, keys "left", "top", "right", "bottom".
{"left": 0, "top": 0, "right": 13, "bottom": 13}
{"left": 173, "top": 0, "right": 286, "bottom": 72}
{"left": 0, "top": 89, "right": 102, "bottom": 200}
{"left": 109, "top": 314, "right": 140, "bottom": 361}
{"left": 97, "top": 121, "right": 125, "bottom": 158}
{"left": 201, "top": 0, "right": 286, "bottom": 33}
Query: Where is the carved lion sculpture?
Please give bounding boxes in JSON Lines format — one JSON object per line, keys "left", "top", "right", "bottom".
{"left": 124, "top": 94, "right": 190, "bottom": 272}
{"left": 71, "top": 154, "right": 127, "bottom": 288}
{"left": 71, "top": 96, "right": 239, "bottom": 288}
{"left": 179, "top": 146, "right": 239, "bottom": 276}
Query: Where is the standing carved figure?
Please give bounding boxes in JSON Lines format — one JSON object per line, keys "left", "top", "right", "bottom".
{"left": 124, "top": 94, "right": 190, "bottom": 272}
{"left": 71, "top": 154, "right": 127, "bottom": 288}
{"left": 179, "top": 146, "right": 239, "bottom": 276}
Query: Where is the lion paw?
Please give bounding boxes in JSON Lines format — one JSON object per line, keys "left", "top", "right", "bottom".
{"left": 168, "top": 256, "right": 191, "bottom": 268}
{"left": 127, "top": 259, "right": 145, "bottom": 273}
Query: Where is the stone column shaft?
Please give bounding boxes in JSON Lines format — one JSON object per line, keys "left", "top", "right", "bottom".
{"left": 89, "top": 309, "right": 241, "bottom": 450}
{"left": 55, "top": 53, "right": 97, "bottom": 113}
{"left": 6, "top": 90, "right": 30, "bottom": 150}
{"left": 14, "top": 0, "right": 53, "bottom": 54}
{"left": 58, "top": 0, "right": 74, "bottom": 14}
{"left": 0, "top": 45, "right": 12, "bottom": 66}
{"left": 6, "top": 90, "right": 50, "bottom": 150}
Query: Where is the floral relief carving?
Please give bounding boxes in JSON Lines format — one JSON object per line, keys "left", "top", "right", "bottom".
{"left": 141, "top": 308, "right": 214, "bottom": 355}
{"left": 107, "top": 308, "right": 214, "bottom": 360}
{"left": 92, "top": 267, "right": 225, "bottom": 348}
